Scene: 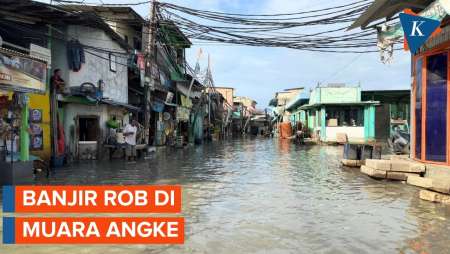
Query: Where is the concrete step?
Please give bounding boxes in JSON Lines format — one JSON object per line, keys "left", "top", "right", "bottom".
{"left": 407, "top": 175, "right": 433, "bottom": 189}
{"left": 406, "top": 175, "right": 450, "bottom": 194}
{"left": 424, "top": 164, "right": 450, "bottom": 180}
{"left": 365, "top": 159, "right": 391, "bottom": 171}
{"left": 390, "top": 160, "right": 425, "bottom": 173}
{"left": 386, "top": 172, "right": 417, "bottom": 181}
{"left": 341, "top": 159, "right": 361, "bottom": 167}
{"left": 364, "top": 159, "right": 425, "bottom": 173}
{"left": 361, "top": 165, "right": 386, "bottom": 179}
{"left": 419, "top": 189, "right": 450, "bottom": 204}
{"left": 430, "top": 178, "right": 450, "bottom": 194}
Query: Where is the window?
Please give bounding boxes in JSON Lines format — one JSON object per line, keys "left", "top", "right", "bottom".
{"left": 133, "top": 37, "right": 142, "bottom": 50}
{"left": 109, "top": 53, "right": 117, "bottom": 72}
{"left": 325, "top": 107, "right": 364, "bottom": 127}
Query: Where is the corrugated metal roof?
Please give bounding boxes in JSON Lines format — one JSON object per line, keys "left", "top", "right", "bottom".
{"left": 0, "top": 0, "right": 130, "bottom": 50}
{"left": 349, "top": 0, "right": 433, "bottom": 30}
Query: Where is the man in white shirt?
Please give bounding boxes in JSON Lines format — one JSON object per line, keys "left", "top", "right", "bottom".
{"left": 123, "top": 119, "right": 138, "bottom": 162}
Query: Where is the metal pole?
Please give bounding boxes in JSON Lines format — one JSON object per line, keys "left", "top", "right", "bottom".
{"left": 10, "top": 101, "right": 14, "bottom": 165}
{"left": 208, "top": 91, "right": 211, "bottom": 139}
{"left": 48, "top": 25, "right": 58, "bottom": 162}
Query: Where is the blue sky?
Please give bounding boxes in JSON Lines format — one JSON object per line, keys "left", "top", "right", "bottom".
{"left": 49, "top": 0, "right": 412, "bottom": 107}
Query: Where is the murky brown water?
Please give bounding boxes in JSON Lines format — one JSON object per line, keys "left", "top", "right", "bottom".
{"left": 2, "top": 138, "right": 450, "bottom": 253}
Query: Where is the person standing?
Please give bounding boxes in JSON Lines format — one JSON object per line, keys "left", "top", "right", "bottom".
{"left": 123, "top": 119, "right": 138, "bottom": 162}
{"left": 50, "top": 69, "right": 65, "bottom": 94}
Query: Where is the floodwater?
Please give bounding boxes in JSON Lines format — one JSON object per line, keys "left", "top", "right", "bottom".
{"left": 2, "top": 138, "right": 450, "bottom": 254}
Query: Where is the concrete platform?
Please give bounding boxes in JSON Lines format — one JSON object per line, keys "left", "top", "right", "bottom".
{"left": 429, "top": 178, "right": 450, "bottom": 194}
{"left": 407, "top": 175, "right": 433, "bottom": 189}
{"left": 361, "top": 165, "right": 386, "bottom": 179}
{"left": 419, "top": 190, "right": 450, "bottom": 204}
{"left": 365, "top": 159, "right": 391, "bottom": 171}
{"left": 363, "top": 158, "right": 425, "bottom": 173}
{"left": 425, "top": 164, "right": 450, "bottom": 180}
{"left": 386, "top": 172, "right": 416, "bottom": 181}
{"left": 341, "top": 159, "right": 362, "bottom": 167}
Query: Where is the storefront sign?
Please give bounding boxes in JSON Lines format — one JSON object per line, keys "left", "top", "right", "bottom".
{"left": 0, "top": 50, "right": 47, "bottom": 93}
{"left": 29, "top": 44, "right": 51, "bottom": 66}
{"left": 400, "top": 14, "right": 441, "bottom": 54}
{"left": 29, "top": 109, "right": 42, "bottom": 123}
{"left": 30, "top": 123, "right": 43, "bottom": 150}
{"left": 176, "top": 107, "right": 190, "bottom": 121}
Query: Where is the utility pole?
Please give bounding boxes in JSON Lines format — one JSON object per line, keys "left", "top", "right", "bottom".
{"left": 143, "top": 0, "right": 157, "bottom": 146}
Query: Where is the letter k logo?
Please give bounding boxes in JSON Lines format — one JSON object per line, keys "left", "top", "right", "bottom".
{"left": 410, "top": 21, "right": 425, "bottom": 36}
{"left": 400, "top": 13, "right": 441, "bottom": 54}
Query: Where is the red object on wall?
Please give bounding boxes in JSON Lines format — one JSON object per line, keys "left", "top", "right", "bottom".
{"left": 137, "top": 53, "right": 145, "bottom": 70}
{"left": 57, "top": 119, "right": 65, "bottom": 156}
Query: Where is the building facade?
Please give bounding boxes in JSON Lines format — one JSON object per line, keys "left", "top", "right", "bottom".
{"left": 298, "top": 85, "right": 378, "bottom": 143}
{"left": 352, "top": 0, "right": 450, "bottom": 165}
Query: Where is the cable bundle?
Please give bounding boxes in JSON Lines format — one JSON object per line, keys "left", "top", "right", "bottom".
{"left": 156, "top": 0, "right": 401, "bottom": 53}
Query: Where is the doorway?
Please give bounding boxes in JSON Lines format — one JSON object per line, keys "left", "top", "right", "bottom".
{"left": 79, "top": 117, "right": 99, "bottom": 141}
{"left": 76, "top": 116, "right": 100, "bottom": 160}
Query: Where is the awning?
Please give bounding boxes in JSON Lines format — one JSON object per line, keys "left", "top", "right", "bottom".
{"left": 58, "top": 95, "right": 141, "bottom": 111}
{"left": 101, "top": 99, "right": 141, "bottom": 112}
{"left": 58, "top": 95, "right": 96, "bottom": 105}
{"left": 349, "top": 0, "right": 433, "bottom": 30}
{"left": 176, "top": 83, "right": 202, "bottom": 98}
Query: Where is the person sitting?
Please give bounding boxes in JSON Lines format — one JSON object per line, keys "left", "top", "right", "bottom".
{"left": 51, "top": 69, "right": 65, "bottom": 94}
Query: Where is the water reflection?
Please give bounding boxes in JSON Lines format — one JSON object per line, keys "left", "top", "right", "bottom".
{"left": 1, "top": 138, "right": 450, "bottom": 253}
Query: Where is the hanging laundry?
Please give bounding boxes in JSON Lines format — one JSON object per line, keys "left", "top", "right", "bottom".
{"left": 67, "top": 40, "right": 85, "bottom": 72}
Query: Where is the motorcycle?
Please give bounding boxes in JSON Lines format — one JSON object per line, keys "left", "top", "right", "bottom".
{"left": 387, "top": 119, "right": 410, "bottom": 154}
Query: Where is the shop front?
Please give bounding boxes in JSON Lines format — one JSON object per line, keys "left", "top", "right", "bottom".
{"left": 412, "top": 28, "right": 450, "bottom": 165}
{"left": 0, "top": 48, "right": 48, "bottom": 184}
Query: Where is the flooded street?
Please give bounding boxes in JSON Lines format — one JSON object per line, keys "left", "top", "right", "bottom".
{"left": 2, "top": 138, "right": 450, "bottom": 254}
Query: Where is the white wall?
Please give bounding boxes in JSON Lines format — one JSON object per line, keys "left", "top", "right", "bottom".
{"left": 66, "top": 25, "right": 128, "bottom": 104}
{"left": 63, "top": 103, "right": 128, "bottom": 158}
{"left": 325, "top": 127, "right": 365, "bottom": 142}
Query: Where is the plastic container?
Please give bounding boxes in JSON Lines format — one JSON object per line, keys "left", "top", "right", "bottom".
{"left": 51, "top": 155, "right": 65, "bottom": 168}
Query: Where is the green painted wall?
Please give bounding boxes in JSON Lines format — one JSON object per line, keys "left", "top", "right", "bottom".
{"left": 300, "top": 111, "right": 306, "bottom": 123}
{"left": 308, "top": 111, "right": 315, "bottom": 130}
{"left": 320, "top": 107, "right": 326, "bottom": 141}
{"left": 364, "top": 105, "right": 376, "bottom": 141}
{"left": 318, "top": 87, "right": 361, "bottom": 104}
